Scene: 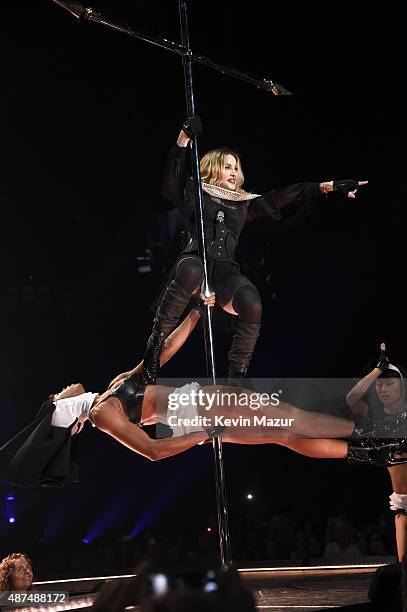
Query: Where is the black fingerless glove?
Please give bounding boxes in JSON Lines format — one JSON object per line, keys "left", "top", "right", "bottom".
{"left": 376, "top": 347, "right": 389, "bottom": 371}
{"left": 182, "top": 115, "right": 202, "bottom": 139}
{"left": 333, "top": 179, "right": 359, "bottom": 195}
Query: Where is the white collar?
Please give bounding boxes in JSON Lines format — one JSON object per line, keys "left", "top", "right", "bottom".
{"left": 201, "top": 182, "right": 260, "bottom": 201}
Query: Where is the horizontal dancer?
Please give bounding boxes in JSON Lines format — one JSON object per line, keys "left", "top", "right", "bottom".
{"left": 0, "top": 296, "right": 364, "bottom": 487}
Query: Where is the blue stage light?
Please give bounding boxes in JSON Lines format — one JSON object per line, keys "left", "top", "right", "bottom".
{"left": 8, "top": 517, "right": 16, "bottom": 524}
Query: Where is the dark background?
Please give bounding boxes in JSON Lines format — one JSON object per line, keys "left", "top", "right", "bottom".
{"left": 0, "top": 1, "right": 406, "bottom": 574}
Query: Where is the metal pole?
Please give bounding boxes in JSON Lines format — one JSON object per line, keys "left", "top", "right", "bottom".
{"left": 178, "top": 0, "right": 232, "bottom": 570}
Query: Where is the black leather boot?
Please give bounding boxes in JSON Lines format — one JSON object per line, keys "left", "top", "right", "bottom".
{"left": 385, "top": 441, "right": 407, "bottom": 466}
{"left": 347, "top": 441, "right": 386, "bottom": 467}
{"left": 227, "top": 362, "right": 248, "bottom": 386}
{"left": 227, "top": 322, "right": 260, "bottom": 385}
{"left": 347, "top": 439, "right": 407, "bottom": 468}
{"left": 142, "top": 326, "right": 166, "bottom": 385}
{"left": 142, "top": 280, "right": 193, "bottom": 384}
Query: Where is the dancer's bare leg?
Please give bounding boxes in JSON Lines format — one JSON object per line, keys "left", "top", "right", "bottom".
{"left": 223, "top": 435, "right": 349, "bottom": 458}
{"left": 141, "top": 381, "right": 351, "bottom": 458}
{"left": 90, "top": 395, "right": 206, "bottom": 460}
{"left": 388, "top": 464, "right": 407, "bottom": 561}
{"left": 279, "top": 438, "right": 349, "bottom": 458}
{"left": 197, "top": 385, "right": 355, "bottom": 439}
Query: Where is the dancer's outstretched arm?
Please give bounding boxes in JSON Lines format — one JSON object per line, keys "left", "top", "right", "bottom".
{"left": 91, "top": 397, "right": 207, "bottom": 460}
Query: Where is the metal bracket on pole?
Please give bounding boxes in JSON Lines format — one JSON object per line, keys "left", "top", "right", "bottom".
{"left": 51, "top": 1, "right": 292, "bottom": 95}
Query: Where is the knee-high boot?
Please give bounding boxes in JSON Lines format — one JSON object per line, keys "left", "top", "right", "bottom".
{"left": 142, "top": 280, "right": 193, "bottom": 384}
{"left": 227, "top": 321, "right": 261, "bottom": 380}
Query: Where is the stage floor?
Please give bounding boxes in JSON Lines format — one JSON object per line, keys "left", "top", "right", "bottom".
{"left": 240, "top": 568, "right": 375, "bottom": 610}
{"left": 31, "top": 566, "right": 379, "bottom": 610}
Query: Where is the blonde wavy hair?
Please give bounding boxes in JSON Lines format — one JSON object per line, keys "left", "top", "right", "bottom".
{"left": 0, "top": 553, "right": 32, "bottom": 591}
{"left": 200, "top": 148, "right": 248, "bottom": 193}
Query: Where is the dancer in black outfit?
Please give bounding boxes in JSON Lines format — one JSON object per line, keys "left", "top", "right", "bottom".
{"left": 346, "top": 342, "right": 407, "bottom": 561}
{"left": 142, "top": 116, "right": 368, "bottom": 383}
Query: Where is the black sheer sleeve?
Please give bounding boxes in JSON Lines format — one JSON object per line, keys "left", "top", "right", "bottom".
{"left": 247, "top": 182, "right": 322, "bottom": 232}
{"left": 160, "top": 144, "right": 195, "bottom": 218}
